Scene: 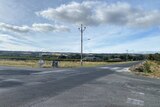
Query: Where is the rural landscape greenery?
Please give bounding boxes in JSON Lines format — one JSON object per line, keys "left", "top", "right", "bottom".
{"left": 0, "top": 0, "right": 159, "bottom": 79}
{"left": 130, "top": 53, "right": 160, "bottom": 78}
{"left": 0, "top": 51, "right": 160, "bottom": 78}
{"left": 0, "top": 51, "right": 144, "bottom": 67}
{"left": 0, "top": 0, "right": 160, "bottom": 106}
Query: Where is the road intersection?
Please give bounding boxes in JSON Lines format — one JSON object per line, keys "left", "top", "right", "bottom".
{"left": 0, "top": 62, "right": 159, "bottom": 107}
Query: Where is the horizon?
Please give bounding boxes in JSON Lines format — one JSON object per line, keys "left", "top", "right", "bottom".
{"left": 0, "top": 50, "right": 159, "bottom": 54}
{"left": 0, "top": 0, "right": 160, "bottom": 53}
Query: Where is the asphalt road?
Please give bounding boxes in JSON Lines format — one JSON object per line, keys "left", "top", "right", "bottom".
{"left": 0, "top": 61, "right": 160, "bottom": 107}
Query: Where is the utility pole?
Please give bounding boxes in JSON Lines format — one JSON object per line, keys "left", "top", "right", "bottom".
{"left": 78, "top": 24, "right": 86, "bottom": 66}
{"left": 126, "top": 50, "right": 128, "bottom": 61}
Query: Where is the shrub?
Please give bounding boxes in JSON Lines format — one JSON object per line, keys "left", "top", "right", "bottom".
{"left": 143, "top": 61, "right": 152, "bottom": 73}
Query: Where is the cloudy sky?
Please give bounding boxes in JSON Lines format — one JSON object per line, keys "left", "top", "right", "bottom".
{"left": 0, "top": 0, "right": 160, "bottom": 53}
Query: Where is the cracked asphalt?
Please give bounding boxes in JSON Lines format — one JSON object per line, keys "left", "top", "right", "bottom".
{"left": 0, "top": 61, "right": 160, "bottom": 107}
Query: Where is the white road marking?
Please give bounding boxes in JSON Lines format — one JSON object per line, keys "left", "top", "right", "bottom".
{"left": 111, "top": 67, "right": 121, "bottom": 70}
{"left": 26, "top": 82, "right": 42, "bottom": 86}
{"left": 99, "top": 67, "right": 130, "bottom": 72}
{"left": 31, "top": 69, "right": 71, "bottom": 75}
{"left": 99, "top": 67, "right": 110, "bottom": 69}
{"left": 2, "top": 79, "right": 21, "bottom": 82}
{"left": 127, "top": 98, "right": 144, "bottom": 106}
{"left": 99, "top": 67, "right": 121, "bottom": 70}
{"left": 131, "top": 91, "right": 145, "bottom": 96}
{"left": 116, "top": 68, "right": 130, "bottom": 72}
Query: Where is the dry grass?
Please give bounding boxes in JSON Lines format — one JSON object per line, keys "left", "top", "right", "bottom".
{"left": 58, "top": 61, "right": 112, "bottom": 68}
{"left": 59, "top": 61, "right": 134, "bottom": 68}
{"left": 146, "top": 61, "right": 160, "bottom": 78}
{"left": 0, "top": 59, "right": 38, "bottom": 68}
{"left": 0, "top": 59, "right": 131, "bottom": 68}
{"left": 131, "top": 61, "right": 160, "bottom": 79}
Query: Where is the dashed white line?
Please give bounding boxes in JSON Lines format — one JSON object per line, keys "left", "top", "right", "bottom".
{"left": 2, "top": 79, "right": 21, "bottom": 82}
{"left": 127, "top": 98, "right": 144, "bottom": 106}
{"left": 131, "top": 91, "right": 145, "bottom": 96}
{"left": 31, "top": 70, "right": 67, "bottom": 75}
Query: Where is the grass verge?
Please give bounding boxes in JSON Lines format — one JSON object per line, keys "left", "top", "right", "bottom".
{"left": 0, "top": 59, "right": 132, "bottom": 68}
{"left": 130, "top": 61, "right": 160, "bottom": 79}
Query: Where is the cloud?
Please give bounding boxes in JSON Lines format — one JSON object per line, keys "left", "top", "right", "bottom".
{"left": 36, "top": 1, "right": 160, "bottom": 28}
{"left": 0, "top": 33, "right": 40, "bottom": 51}
{"left": 0, "top": 33, "right": 31, "bottom": 45}
{"left": 0, "top": 34, "right": 14, "bottom": 43}
{"left": 36, "top": 1, "right": 99, "bottom": 26}
{"left": 0, "top": 22, "right": 30, "bottom": 33}
{"left": 32, "top": 23, "right": 70, "bottom": 32}
{"left": 0, "top": 22, "right": 70, "bottom": 33}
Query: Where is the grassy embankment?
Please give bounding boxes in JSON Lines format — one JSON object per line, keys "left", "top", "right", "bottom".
{"left": 0, "top": 59, "right": 130, "bottom": 68}
{"left": 130, "top": 61, "right": 160, "bottom": 79}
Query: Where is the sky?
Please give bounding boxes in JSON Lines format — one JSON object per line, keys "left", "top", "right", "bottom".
{"left": 0, "top": 0, "right": 160, "bottom": 53}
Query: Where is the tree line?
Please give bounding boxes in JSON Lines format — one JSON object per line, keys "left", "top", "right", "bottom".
{"left": 147, "top": 53, "right": 160, "bottom": 61}
{"left": 0, "top": 52, "right": 146, "bottom": 62}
